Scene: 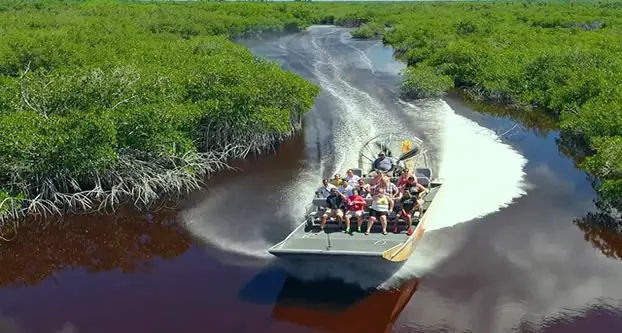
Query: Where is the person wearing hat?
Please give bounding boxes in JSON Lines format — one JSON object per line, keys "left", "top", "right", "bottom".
{"left": 372, "top": 151, "right": 393, "bottom": 173}
{"left": 319, "top": 187, "right": 345, "bottom": 232}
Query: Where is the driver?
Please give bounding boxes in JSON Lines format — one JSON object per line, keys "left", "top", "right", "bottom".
{"left": 372, "top": 151, "right": 393, "bottom": 172}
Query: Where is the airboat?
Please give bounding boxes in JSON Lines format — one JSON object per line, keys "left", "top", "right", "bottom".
{"left": 268, "top": 133, "right": 445, "bottom": 263}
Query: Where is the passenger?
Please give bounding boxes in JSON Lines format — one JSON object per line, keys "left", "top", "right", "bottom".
{"left": 366, "top": 188, "right": 393, "bottom": 235}
{"left": 400, "top": 176, "right": 426, "bottom": 196}
{"left": 397, "top": 168, "right": 412, "bottom": 187}
{"left": 320, "top": 188, "right": 345, "bottom": 232}
{"left": 393, "top": 188, "right": 418, "bottom": 236}
{"left": 373, "top": 176, "right": 401, "bottom": 200}
{"left": 338, "top": 180, "right": 353, "bottom": 197}
{"left": 356, "top": 178, "right": 372, "bottom": 198}
{"left": 317, "top": 179, "right": 337, "bottom": 198}
{"left": 345, "top": 189, "right": 366, "bottom": 233}
{"left": 372, "top": 152, "right": 393, "bottom": 173}
{"left": 371, "top": 171, "right": 385, "bottom": 186}
{"left": 329, "top": 174, "right": 344, "bottom": 186}
{"left": 344, "top": 169, "right": 360, "bottom": 186}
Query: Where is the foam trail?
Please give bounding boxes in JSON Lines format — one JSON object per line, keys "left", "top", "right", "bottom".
{"left": 181, "top": 183, "right": 275, "bottom": 262}
{"left": 181, "top": 27, "right": 529, "bottom": 283}
{"left": 430, "top": 100, "right": 529, "bottom": 231}
{"left": 397, "top": 98, "right": 528, "bottom": 231}
{"left": 340, "top": 31, "right": 375, "bottom": 73}
{"left": 180, "top": 166, "right": 320, "bottom": 267}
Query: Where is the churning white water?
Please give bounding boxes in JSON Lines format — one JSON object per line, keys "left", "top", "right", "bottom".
{"left": 180, "top": 26, "right": 530, "bottom": 287}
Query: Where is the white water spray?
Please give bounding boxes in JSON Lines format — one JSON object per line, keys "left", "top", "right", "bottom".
{"left": 428, "top": 100, "right": 529, "bottom": 231}
{"left": 181, "top": 27, "right": 530, "bottom": 287}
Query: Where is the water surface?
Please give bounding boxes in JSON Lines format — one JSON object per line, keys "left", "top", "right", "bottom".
{"left": 1, "top": 26, "right": 621, "bottom": 333}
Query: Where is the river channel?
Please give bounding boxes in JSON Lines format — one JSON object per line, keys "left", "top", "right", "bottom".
{"left": 0, "top": 26, "right": 621, "bottom": 333}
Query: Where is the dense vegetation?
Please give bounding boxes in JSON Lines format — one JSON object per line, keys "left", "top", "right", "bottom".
{"left": 1, "top": 0, "right": 621, "bottom": 226}
{"left": 345, "top": 1, "right": 622, "bottom": 216}
{"left": 0, "top": 1, "right": 322, "bottom": 225}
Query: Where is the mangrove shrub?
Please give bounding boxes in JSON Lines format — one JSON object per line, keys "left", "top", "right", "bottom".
{"left": 0, "top": 1, "right": 322, "bottom": 224}
{"left": 401, "top": 65, "right": 454, "bottom": 99}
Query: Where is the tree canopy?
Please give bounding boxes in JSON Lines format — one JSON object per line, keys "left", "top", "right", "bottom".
{"left": 0, "top": 0, "right": 322, "bottom": 225}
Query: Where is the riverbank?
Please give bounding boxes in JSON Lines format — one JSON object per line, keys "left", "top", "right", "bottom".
{"left": 342, "top": 1, "right": 622, "bottom": 217}
{"left": 2, "top": 1, "right": 620, "bottom": 228}
{"left": 0, "top": 1, "right": 325, "bottom": 226}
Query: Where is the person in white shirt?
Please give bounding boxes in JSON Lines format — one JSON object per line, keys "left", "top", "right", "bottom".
{"left": 316, "top": 179, "right": 337, "bottom": 198}
{"left": 344, "top": 169, "right": 360, "bottom": 187}
{"left": 338, "top": 181, "right": 353, "bottom": 198}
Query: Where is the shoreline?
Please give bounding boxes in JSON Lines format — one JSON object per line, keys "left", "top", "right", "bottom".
{"left": 2, "top": 2, "right": 620, "bottom": 228}
{"left": 0, "top": 2, "right": 323, "bottom": 227}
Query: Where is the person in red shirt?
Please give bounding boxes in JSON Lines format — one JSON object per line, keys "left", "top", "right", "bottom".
{"left": 344, "top": 189, "right": 367, "bottom": 234}
{"left": 397, "top": 167, "right": 412, "bottom": 187}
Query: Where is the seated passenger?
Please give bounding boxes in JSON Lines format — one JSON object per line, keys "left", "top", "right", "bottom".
{"left": 371, "top": 171, "right": 385, "bottom": 186}
{"left": 317, "top": 179, "right": 337, "bottom": 198}
{"left": 329, "top": 174, "right": 344, "bottom": 186}
{"left": 344, "top": 189, "right": 366, "bottom": 234}
{"left": 338, "top": 181, "right": 353, "bottom": 197}
{"left": 393, "top": 188, "right": 419, "bottom": 236}
{"left": 397, "top": 168, "right": 412, "bottom": 187}
{"left": 320, "top": 188, "right": 345, "bottom": 232}
{"left": 372, "top": 152, "right": 393, "bottom": 173}
{"left": 356, "top": 178, "right": 372, "bottom": 198}
{"left": 366, "top": 188, "right": 393, "bottom": 235}
{"left": 344, "top": 169, "right": 360, "bottom": 186}
{"left": 373, "top": 175, "right": 401, "bottom": 200}
{"left": 400, "top": 176, "right": 426, "bottom": 196}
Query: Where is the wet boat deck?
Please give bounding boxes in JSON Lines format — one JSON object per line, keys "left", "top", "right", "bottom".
{"left": 274, "top": 227, "right": 409, "bottom": 255}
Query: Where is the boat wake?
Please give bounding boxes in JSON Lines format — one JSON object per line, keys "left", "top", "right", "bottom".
{"left": 399, "top": 98, "right": 529, "bottom": 231}
{"left": 180, "top": 26, "right": 529, "bottom": 288}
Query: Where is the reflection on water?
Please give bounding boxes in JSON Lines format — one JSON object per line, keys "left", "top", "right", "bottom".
{"left": 0, "top": 209, "right": 190, "bottom": 288}
{"left": 272, "top": 278, "right": 418, "bottom": 333}
{"left": 240, "top": 269, "right": 419, "bottom": 333}
{"left": 576, "top": 213, "right": 622, "bottom": 261}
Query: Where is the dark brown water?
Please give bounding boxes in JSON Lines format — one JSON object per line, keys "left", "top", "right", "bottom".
{"left": 1, "top": 26, "right": 622, "bottom": 333}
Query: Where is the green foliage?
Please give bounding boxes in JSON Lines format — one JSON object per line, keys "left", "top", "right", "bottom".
{"left": 581, "top": 136, "right": 622, "bottom": 211}
{"left": 401, "top": 65, "right": 454, "bottom": 99}
{"left": 0, "top": 0, "right": 323, "bottom": 221}
{"left": 351, "top": 22, "right": 385, "bottom": 39}
{"left": 2, "top": 0, "right": 622, "bottom": 219}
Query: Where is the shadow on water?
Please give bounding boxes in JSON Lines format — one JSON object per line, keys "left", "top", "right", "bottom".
{"left": 238, "top": 267, "right": 420, "bottom": 333}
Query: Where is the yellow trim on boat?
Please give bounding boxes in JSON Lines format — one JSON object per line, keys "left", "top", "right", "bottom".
{"left": 381, "top": 183, "right": 446, "bottom": 262}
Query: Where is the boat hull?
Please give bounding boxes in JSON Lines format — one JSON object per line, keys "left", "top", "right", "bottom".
{"left": 271, "top": 252, "right": 408, "bottom": 288}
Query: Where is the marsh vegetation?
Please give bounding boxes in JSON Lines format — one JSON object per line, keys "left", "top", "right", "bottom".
{"left": 1, "top": 0, "right": 621, "bottom": 229}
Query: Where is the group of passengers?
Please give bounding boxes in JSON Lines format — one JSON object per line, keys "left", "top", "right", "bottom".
{"left": 315, "top": 163, "right": 427, "bottom": 236}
